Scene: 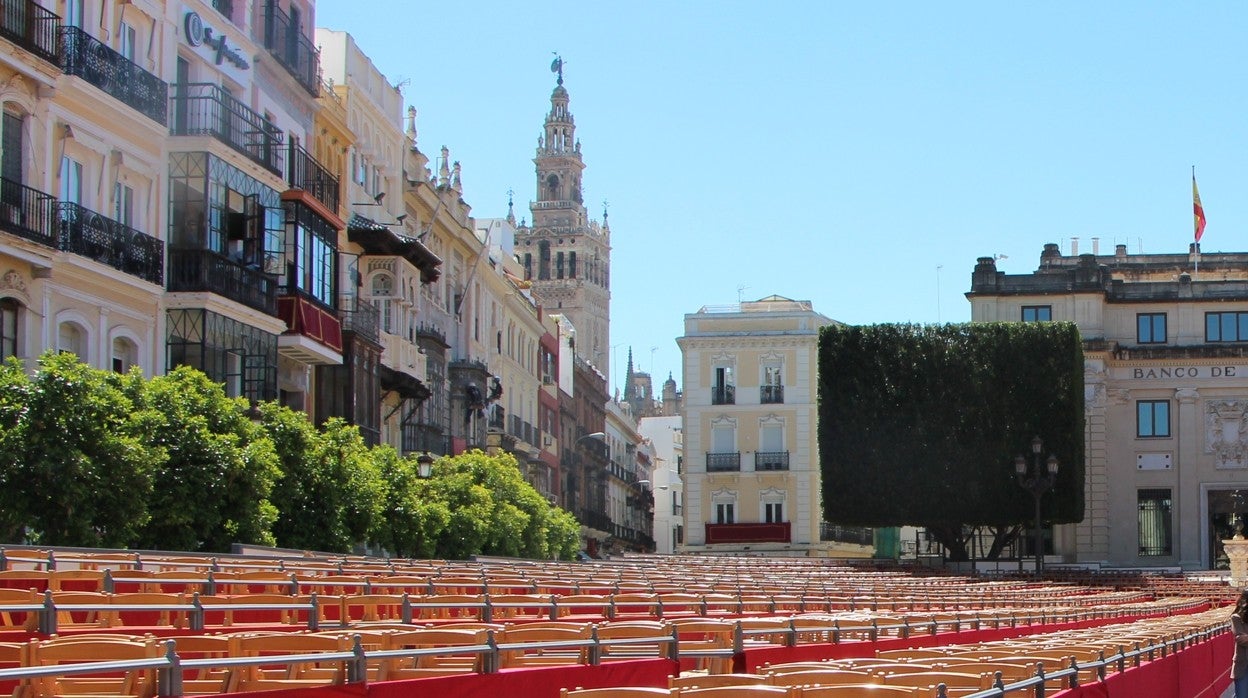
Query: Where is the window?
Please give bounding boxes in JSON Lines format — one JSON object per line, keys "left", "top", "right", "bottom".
{"left": 712, "top": 365, "right": 735, "bottom": 405}
{"left": 114, "top": 184, "right": 134, "bottom": 228}
{"left": 715, "top": 502, "right": 735, "bottom": 525}
{"left": 761, "top": 362, "right": 783, "bottom": 404}
{"left": 0, "top": 298, "right": 19, "bottom": 359}
{"left": 57, "top": 322, "right": 86, "bottom": 360}
{"left": 764, "top": 501, "right": 783, "bottom": 524}
{"left": 1206, "top": 312, "right": 1248, "bottom": 342}
{"left": 63, "top": 0, "right": 83, "bottom": 28}
{"left": 1021, "top": 305, "right": 1052, "bottom": 322}
{"left": 2, "top": 110, "right": 24, "bottom": 187}
{"left": 1137, "top": 400, "right": 1170, "bottom": 438}
{"left": 568, "top": 251, "right": 576, "bottom": 278}
{"left": 117, "top": 21, "right": 136, "bottom": 62}
{"left": 60, "top": 156, "right": 82, "bottom": 205}
{"left": 283, "top": 201, "right": 336, "bottom": 306}
{"left": 112, "top": 337, "right": 137, "bottom": 373}
{"left": 370, "top": 273, "right": 395, "bottom": 334}
{"left": 1137, "top": 313, "right": 1166, "bottom": 344}
{"left": 556, "top": 251, "right": 564, "bottom": 279}
{"left": 1138, "top": 488, "right": 1172, "bottom": 556}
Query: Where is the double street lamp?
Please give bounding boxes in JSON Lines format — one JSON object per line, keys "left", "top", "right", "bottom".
{"left": 1014, "top": 436, "right": 1059, "bottom": 573}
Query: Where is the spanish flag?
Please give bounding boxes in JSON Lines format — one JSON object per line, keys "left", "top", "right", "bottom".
{"left": 1193, "top": 173, "right": 1207, "bottom": 243}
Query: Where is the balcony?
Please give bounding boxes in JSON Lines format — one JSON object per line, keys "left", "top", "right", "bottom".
{"left": 170, "top": 83, "right": 284, "bottom": 175}
{"left": 60, "top": 26, "right": 167, "bottom": 125}
{"left": 760, "top": 384, "right": 784, "bottom": 404}
{"left": 755, "top": 451, "right": 790, "bottom": 471}
{"left": 0, "top": 176, "right": 55, "bottom": 247}
{"left": 167, "top": 248, "right": 276, "bottom": 315}
{"left": 820, "top": 523, "right": 875, "bottom": 546}
{"left": 705, "top": 452, "right": 740, "bottom": 472}
{"left": 338, "top": 295, "right": 379, "bottom": 346}
{"left": 276, "top": 287, "right": 342, "bottom": 362}
{"left": 286, "top": 141, "right": 338, "bottom": 212}
{"left": 56, "top": 202, "right": 163, "bottom": 285}
{"left": 262, "top": 0, "right": 320, "bottom": 97}
{"left": 488, "top": 405, "right": 505, "bottom": 430}
{"left": 0, "top": 0, "right": 59, "bottom": 64}
{"left": 711, "top": 384, "right": 735, "bottom": 405}
{"left": 705, "top": 522, "right": 790, "bottom": 544}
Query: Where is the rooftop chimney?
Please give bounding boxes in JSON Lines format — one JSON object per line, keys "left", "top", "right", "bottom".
{"left": 1071, "top": 237, "right": 1079, "bottom": 256}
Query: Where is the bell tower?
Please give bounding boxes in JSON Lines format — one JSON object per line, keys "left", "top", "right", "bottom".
{"left": 516, "top": 57, "right": 612, "bottom": 379}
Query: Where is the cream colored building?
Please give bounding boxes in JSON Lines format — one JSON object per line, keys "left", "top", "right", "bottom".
{"left": 678, "top": 295, "right": 872, "bottom": 557}
{"left": 968, "top": 242, "right": 1248, "bottom": 570}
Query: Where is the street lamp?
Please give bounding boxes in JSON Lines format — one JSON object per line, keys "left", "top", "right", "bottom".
{"left": 1013, "top": 436, "right": 1059, "bottom": 573}
{"left": 416, "top": 452, "right": 435, "bottom": 478}
{"left": 576, "top": 432, "right": 606, "bottom": 446}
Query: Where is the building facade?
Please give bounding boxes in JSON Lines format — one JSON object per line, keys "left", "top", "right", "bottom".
{"left": 514, "top": 67, "right": 611, "bottom": 381}
{"left": 638, "top": 415, "right": 684, "bottom": 554}
{"left": 678, "top": 295, "right": 872, "bottom": 557}
{"left": 969, "top": 243, "right": 1248, "bottom": 570}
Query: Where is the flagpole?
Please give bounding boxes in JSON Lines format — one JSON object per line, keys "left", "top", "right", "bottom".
{"left": 1193, "top": 165, "right": 1200, "bottom": 278}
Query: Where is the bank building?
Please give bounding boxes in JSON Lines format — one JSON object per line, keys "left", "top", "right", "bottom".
{"left": 968, "top": 242, "right": 1248, "bottom": 570}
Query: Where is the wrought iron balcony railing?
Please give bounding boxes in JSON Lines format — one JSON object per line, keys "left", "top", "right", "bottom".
{"left": 819, "top": 523, "right": 875, "bottom": 545}
{"left": 286, "top": 142, "right": 338, "bottom": 212}
{"left": 711, "top": 384, "right": 735, "bottom": 405}
{"left": 0, "top": 0, "right": 59, "bottom": 64}
{"left": 337, "top": 294, "right": 379, "bottom": 345}
{"left": 262, "top": 0, "right": 320, "bottom": 97}
{"left": 755, "top": 451, "right": 790, "bottom": 471}
{"left": 167, "top": 248, "right": 276, "bottom": 315}
{"left": 56, "top": 202, "right": 163, "bottom": 285}
{"left": 60, "top": 26, "right": 167, "bottom": 125}
{"left": 705, "top": 452, "right": 741, "bottom": 472}
{"left": 0, "top": 176, "right": 55, "bottom": 247}
{"left": 760, "top": 384, "right": 784, "bottom": 404}
{"left": 170, "top": 83, "right": 284, "bottom": 175}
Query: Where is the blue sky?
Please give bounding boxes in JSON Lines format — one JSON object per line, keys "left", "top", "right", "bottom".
{"left": 316, "top": 1, "right": 1245, "bottom": 393}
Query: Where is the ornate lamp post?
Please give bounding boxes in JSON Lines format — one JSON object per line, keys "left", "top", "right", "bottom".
{"left": 416, "top": 452, "right": 435, "bottom": 478}
{"left": 1014, "top": 435, "right": 1058, "bottom": 573}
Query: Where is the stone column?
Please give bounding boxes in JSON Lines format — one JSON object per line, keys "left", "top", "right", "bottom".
{"left": 1225, "top": 537, "right": 1248, "bottom": 588}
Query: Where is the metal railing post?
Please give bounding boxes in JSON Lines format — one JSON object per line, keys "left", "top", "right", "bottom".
{"left": 401, "top": 593, "right": 413, "bottom": 625}
{"left": 587, "top": 626, "right": 602, "bottom": 665}
{"left": 346, "top": 635, "right": 367, "bottom": 685}
{"left": 158, "top": 640, "right": 182, "bottom": 698}
{"left": 39, "top": 589, "right": 56, "bottom": 635}
{"left": 483, "top": 630, "right": 500, "bottom": 674}
{"left": 308, "top": 592, "right": 319, "bottom": 631}
{"left": 103, "top": 569, "right": 114, "bottom": 593}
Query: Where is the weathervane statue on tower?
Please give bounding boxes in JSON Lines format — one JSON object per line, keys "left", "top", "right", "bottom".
{"left": 551, "top": 53, "right": 564, "bottom": 85}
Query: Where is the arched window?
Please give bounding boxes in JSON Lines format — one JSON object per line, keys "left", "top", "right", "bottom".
{"left": 538, "top": 241, "right": 551, "bottom": 280}
{"left": 0, "top": 297, "right": 20, "bottom": 359}
{"left": 369, "top": 272, "right": 395, "bottom": 334}
{"left": 57, "top": 321, "right": 87, "bottom": 361}
{"left": 112, "top": 336, "right": 138, "bottom": 374}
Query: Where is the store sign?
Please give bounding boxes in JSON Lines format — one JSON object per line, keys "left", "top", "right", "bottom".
{"left": 183, "top": 11, "right": 250, "bottom": 71}
{"left": 1129, "top": 366, "right": 1239, "bottom": 379}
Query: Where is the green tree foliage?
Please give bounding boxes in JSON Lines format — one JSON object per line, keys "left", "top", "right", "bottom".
{"left": 0, "top": 353, "right": 159, "bottom": 547}
{"left": 819, "top": 323, "right": 1085, "bottom": 560}
{"left": 370, "top": 446, "right": 450, "bottom": 558}
{"left": 372, "top": 450, "right": 580, "bottom": 561}
{"left": 260, "top": 404, "right": 385, "bottom": 553}
{"left": 127, "top": 366, "right": 280, "bottom": 552}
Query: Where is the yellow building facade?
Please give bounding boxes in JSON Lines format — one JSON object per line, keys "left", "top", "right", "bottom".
{"left": 678, "top": 295, "right": 872, "bottom": 557}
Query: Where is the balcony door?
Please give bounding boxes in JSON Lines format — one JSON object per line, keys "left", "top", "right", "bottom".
{"left": 2, "top": 111, "right": 23, "bottom": 187}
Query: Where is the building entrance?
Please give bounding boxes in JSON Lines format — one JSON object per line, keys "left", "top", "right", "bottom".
{"left": 1208, "top": 489, "right": 1248, "bottom": 570}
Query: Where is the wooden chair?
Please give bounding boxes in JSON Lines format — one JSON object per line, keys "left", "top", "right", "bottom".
{"left": 226, "top": 633, "right": 351, "bottom": 693}
{"left": 27, "top": 637, "right": 162, "bottom": 698}
{"left": 595, "top": 620, "right": 674, "bottom": 662}
{"left": 0, "top": 588, "right": 38, "bottom": 630}
{"left": 792, "top": 686, "right": 924, "bottom": 697}
{"left": 555, "top": 594, "right": 614, "bottom": 621}
{"left": 878, "top": 670, "right": 991, "bottom": 694}
{"left": 340, "top": 594, "right": 406, "bottom": 624}
{"left": 670, "top": 619, "right": 736, "bottom": 675}
{"left": 670, "top": 674, "right": 768, "bottom": 690}
{"left": 764, "top": 670, "right": 875, "bottom": 687}
{"left": 488, "top": 593, "right": 555, "bottom": 621}
{"left": 406, "top": 594, "right": 488, "bottom": 622}
{"left": 380, "top": 628, "right": 488, "bottom": 680}
{"left": 669, "top": 687, "right": 790, "bottom": 698}
{"left": 498, "top": 623, "right": 592, "bottom": 668}
{"left": 559, "top": 688, "right": 671, "bottom": 698}
{"left": 167, "top": 635, "right": 232, "bottom": 696}
{"left": 103, "top": 593, "right": 188, "bottom": 629}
